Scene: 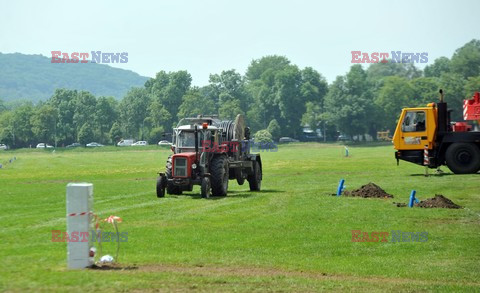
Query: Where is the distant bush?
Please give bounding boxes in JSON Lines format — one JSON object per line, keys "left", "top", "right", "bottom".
{"left": 254, "top": 129, "right": 273, "bottom": 143}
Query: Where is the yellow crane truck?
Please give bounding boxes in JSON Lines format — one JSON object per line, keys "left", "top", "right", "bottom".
{"left": 393, "top": 90, "right": 480, "bottom": 174}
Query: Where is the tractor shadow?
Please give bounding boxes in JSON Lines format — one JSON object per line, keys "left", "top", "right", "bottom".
{"left": 227, "top": 189, "right": 283, "bottom": 199}
{"left": 174, "top": 189, "right": 282, "bottom": 200}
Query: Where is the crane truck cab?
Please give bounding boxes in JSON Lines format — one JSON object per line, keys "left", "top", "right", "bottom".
{"left": 393, "top": 105, "right": 437, "bottom": 151}
{"left": 393, "top": 90, "right": 480, "bottom": 174}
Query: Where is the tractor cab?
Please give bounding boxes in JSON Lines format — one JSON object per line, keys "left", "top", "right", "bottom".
{"left": 172, "top": 117, "right": 220, "bottom": 153}
{"left": 174, "top": 127, "right": 214, "bottom": 152}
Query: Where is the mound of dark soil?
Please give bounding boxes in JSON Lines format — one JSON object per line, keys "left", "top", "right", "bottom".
{"left": 343, "top": 182, "right": 394, "bottom": 198}
{"left": 415, "top": 194, "right": 462, "bottom": 209}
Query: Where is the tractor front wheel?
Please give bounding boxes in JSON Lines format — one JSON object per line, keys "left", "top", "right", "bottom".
{"left": 201, "top": 177, "right": 211, "bottom": 198}
{"left": 445, "top": 143, "right": 480, "bottom": 174}
{"left": 235, "top": 169, "right": 245, "bottom": 185}
{"left": 211, "top": 156, "right": 229, "bottom": 196}
{"left": 156, "top": 175, "right": 166, "bottom": 198}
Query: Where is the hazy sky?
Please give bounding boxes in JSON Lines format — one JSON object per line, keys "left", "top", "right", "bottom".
{"left": 1, "top": 0, "right": 479, "bottom": 85}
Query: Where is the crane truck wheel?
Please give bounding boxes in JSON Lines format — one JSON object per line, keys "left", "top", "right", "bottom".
{"left": 248, "top": 160, "right": 262, "bottom": 191}
{"left": 445, "top": 143, "right": 480, "bottom": 174}
{"left": 211, "top": 155, "right": 229, "bottom": 196}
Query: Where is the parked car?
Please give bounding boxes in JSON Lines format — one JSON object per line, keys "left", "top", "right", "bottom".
{"left": 117, "top": 139, "right": 135, "bottom": 146}
{"left": 279, "top": 137, "right": 299, "bottom": 143}
{"left": 86, "top": 142, "right": 104, "bottom": 147}
{"left": 0, "top": 144, "right": 8, "bottom": 150}
{"left": 131, "top": 141, "right": 148, "bottom": 146}
{"left": 66, "top": 142, "right": 82, "bottom": 148}
{"left": 337, "top": 134, "right": 351, "bottom": 141}
{"left": 36, "top": 143, "right": 54, "bottom": 149}
{"left": 158, "top": 140, "right": 171, "bottom": 146}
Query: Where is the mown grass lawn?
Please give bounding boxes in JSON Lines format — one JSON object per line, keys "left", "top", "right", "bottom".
{"left": 0, "top": 143, "right": 479, "bottom": 292}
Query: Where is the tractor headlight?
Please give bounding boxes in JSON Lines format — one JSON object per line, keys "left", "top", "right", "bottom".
{"left": 192, "top": 163, "right": 197, "bottom": 169}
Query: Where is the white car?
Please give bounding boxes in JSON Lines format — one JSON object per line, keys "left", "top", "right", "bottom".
{"left": 36, "top": 143, "right": 54, "bottom": 149}
{"left": 86, "top": 142, "right": 104, "bottom": 147}
{"left": 279, "top": 137, "right": 299, "bottom": 143}
{"left": 158, "top": 140, "right": 171, "bottom": 146}
{"left": 0, "top": 144, "right": 7, "bottom": 150}
{"left": 117, "top": 139, "right": 135, "bottom": 146}
{"left": 131, "top": 141, "right": 148, "bottom": 146}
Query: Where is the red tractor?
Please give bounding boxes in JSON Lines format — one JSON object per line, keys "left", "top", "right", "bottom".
{"left": 156, "top": 114, "right": 262, "bottom": 198}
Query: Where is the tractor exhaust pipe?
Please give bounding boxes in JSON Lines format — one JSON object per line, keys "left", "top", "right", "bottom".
{"left": 439, "top": 89, "right": 444, "bottom": 103}
{"left": 194, "top": 125, "right": 199, "bottom": 164}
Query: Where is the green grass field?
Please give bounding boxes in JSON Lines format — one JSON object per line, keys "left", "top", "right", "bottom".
{"left": 0, "top": 144, "right": 479, "bottom": 292}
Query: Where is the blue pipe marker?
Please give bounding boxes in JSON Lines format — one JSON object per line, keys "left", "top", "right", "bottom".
{"left": 345, "top": 146, "right": 349, "bottom": 157}
{"left": 336, "top": 179, "right": 345, "bottom": 196}
{"left": 408, "top": 190, "right": 417, "bottom": 208}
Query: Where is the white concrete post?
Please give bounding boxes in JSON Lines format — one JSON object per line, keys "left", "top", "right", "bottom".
{"left": 66, "top": 183, "right": 93, "bottom": 269}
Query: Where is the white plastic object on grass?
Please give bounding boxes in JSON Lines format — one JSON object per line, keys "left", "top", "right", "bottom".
{"left": 100, "top": 255, "right": 114, "bottom": 263}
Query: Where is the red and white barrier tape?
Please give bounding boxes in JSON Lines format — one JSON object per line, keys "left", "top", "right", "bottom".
{"left": 67, "top": 211, "right": 92, "bottom": 217}
{"left": 67, "top": 211, "right": 101, "bottom": 229}
{"left": 423, "top": 145, "right": 429, "bottom": 166}
{"left": 66, "top": 212, "right": 123, "bottom": 229}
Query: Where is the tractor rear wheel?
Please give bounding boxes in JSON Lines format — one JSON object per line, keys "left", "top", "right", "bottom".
{"left": 211, "top": 155, "right": 229, "bottom": 196}
{"left": 248, "top": 160, "right": 262, "bottom": 191}
{"left": 445, "top": 143, "right": 480, "bottom": 174}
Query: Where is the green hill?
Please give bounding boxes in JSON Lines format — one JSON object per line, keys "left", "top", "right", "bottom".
{"left": 0, "top": 53, "right": 149, "bottom": 102}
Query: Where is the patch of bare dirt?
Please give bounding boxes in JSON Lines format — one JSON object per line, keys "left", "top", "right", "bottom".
{"left": 81, "top": 262, "right": 480, "bottom": 287}
{"left": 132, "top": 263, "right": 480, "bottom": 287}
{"left": 416, "top": 194, "right": 462, "bottom": 209}
{"left": 90, "top": 263, "right": 138, "bottom": 270}
{"left": 343, "top": 182, "right": 394, "bottom": 198}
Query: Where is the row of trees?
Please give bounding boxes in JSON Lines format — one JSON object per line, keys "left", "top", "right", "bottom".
{"left": 0, "top": 40, "right": 479, "bottom": 147}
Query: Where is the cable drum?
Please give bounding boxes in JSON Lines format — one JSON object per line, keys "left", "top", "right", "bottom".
{"left": 217, "top": 114, "right": 245, "bottom": 142}
{"left": 217, "top": 120, "right": 233, "bottom": 141}
{"left": 233, "top": 114, "right": 245, "bottom": 142}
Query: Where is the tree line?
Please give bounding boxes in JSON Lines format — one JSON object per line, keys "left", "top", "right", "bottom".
{"left": 0, "top": 39, "right": 479, "bottom": 148}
